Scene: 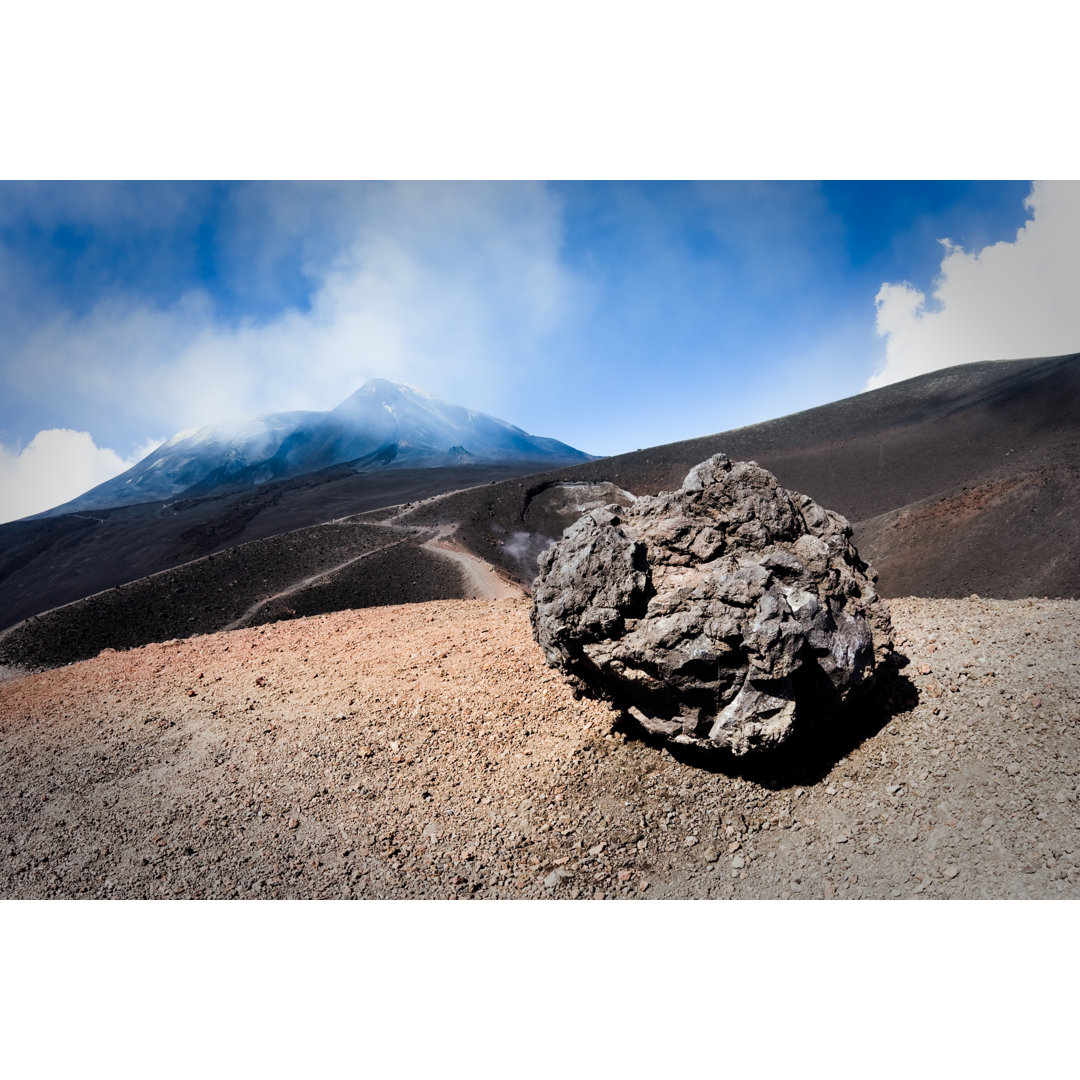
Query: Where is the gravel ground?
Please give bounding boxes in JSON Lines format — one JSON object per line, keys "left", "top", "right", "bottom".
{"left": 1, "top": 595, "right": 1077, "bottom": 900}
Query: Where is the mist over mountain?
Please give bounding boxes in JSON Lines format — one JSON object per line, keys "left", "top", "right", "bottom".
{"left": 39, "top": 380, "right": 593, "bottom": 516}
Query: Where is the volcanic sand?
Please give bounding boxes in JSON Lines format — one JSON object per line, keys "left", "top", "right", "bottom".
{"left": 2, "top": 594, "right": 1078, "bottom": 900}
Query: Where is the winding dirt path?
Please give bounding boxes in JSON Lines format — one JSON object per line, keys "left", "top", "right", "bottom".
{"left": 422, "top": 525, "right": 523, "bottom": 600}
{"left": 221, "top": 518, "right": 519, "bottom": 630}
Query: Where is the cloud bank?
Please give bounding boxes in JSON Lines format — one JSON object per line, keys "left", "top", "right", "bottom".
{"left": 869, "top": 181, "right": 1080, "bottom": 389}
{"left": 0, "top": 430, "right": 159, "bottom": 524}
{"left": 4, "top": 181, "right": 576, "bottom": 446}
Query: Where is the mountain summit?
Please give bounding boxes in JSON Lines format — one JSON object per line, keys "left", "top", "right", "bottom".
{"left": 42, "top": 381, "right": 594, "bottom": 516}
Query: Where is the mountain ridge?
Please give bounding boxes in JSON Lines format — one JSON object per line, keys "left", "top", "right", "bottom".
{"left": 35, "top": 380, "right": 593, "bottom": 518}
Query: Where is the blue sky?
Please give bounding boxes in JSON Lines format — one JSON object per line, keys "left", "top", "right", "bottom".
{"left": 1, "top": 179, "right": 1078, "bottom": 522}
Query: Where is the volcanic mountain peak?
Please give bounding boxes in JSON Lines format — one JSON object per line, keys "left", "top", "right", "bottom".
{"left": 332, "top": 379, "right": 535, "bottom": 441}
{"left": 37, "top": 380, "right": 593, "bottom": 517}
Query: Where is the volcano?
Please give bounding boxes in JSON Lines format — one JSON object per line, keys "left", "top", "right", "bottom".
{"left": 38, "top": 379, "right": 594, "bottom": 517}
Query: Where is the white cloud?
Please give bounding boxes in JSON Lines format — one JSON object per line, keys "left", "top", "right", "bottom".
{"left": 868, "top": 181, "right": 1080, "bottom": 389}
{"left": 6, "top": 182, "right": 579, "bottom": 442}
{"left": 0, "top": 429, "right": 159, "bottom": 524}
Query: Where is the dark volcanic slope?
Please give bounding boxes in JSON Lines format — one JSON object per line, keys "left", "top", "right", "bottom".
{"left": 398, "top": 353, "right": 1080, "bottom": 599}
{"left": 0, "top": 520, "right": 471, "bottom": 671}
{"left": 0, "top": 461, "right": 548, "bottom": 633}
{"left": 1, "top": 353, "right": 1075, "bottom": 672}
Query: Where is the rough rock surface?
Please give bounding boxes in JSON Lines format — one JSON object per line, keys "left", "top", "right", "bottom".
{"left": 531, "top": 454, "right": 894, "bottom": 754}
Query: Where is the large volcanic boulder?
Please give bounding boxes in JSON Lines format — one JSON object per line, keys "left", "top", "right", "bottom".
{"left": 530, "top": 454, "right": 894, "bottom": 755}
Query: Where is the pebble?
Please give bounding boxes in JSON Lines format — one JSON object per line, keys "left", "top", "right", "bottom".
{"left": 544, "top": 868, "right": 572, "bottom": 889}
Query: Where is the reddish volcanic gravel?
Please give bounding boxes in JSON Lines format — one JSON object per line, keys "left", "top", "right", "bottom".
{"left": 1, "top": 596, "right": 1078, "bottom": 900}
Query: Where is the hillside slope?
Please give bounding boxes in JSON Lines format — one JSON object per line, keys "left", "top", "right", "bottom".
{"left": 400, "top": 352, "right": 1080, "bottom": 599}
{"left": 1, "top": 353, "right": 1075, "bottom": 671}
{"left": 0, "top": 461, "right": 541, "bottom": 633}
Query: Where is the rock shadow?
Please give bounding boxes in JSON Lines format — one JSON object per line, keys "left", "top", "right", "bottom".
{"left": 611, "top": 653, "right": 918, "bottom": 789}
